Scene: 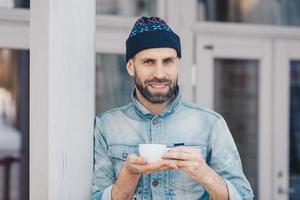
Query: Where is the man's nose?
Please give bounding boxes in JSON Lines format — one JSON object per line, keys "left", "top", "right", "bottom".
{"left": 153, "top": 65, "right": 165, "bottom": 79}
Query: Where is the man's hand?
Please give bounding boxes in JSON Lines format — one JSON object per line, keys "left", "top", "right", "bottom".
{"left": 161, "top": 147, "right": 229, "bottom": 200}
{"left": 112, "top": 154, "right": 178, "bottom": 200}
{"left": 125, "top": 154, "right": 178, "bottom": 175}
{"left": 161, "top": 147, "right": 209, "bottom": 181}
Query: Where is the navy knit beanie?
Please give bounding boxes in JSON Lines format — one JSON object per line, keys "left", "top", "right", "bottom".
{"left": 126, "top": 16, "right": 181, "bottom": 62}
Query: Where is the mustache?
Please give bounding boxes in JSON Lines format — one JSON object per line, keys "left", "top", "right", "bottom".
{"left": 145, "top": 78, "right": 172, "bottom": 85}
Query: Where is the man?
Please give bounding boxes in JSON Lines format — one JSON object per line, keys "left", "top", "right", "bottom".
{"left": 91, "top": 16, "right": 254, "bottom": 200}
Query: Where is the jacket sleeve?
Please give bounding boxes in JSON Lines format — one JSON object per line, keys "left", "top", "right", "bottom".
{"left": 90, "top": 116, "right": 116, "bottom": 200}
{"left": 208, "top": 116, "right": 254, "bottom": 200}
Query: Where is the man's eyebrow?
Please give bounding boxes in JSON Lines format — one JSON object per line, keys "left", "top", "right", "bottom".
{"left": 140, "top": 57, "right": 155, "bottom": 61}
{"left": 142, "top": 56, "right": 176, "bottom": 59}
{"left": 138, "top": 56, "right": 177, "bottom": 62}
{"left": 163, "top": 56, "right": 177, "bottom": 60}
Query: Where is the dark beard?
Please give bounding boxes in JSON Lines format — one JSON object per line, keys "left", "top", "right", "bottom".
{"left": 135, "top": 76, "right": 178, "bottom": 104}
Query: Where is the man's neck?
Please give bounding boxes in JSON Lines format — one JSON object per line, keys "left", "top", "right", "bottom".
{"left": 135, "top": 89, "right": 174, "bottom": 115}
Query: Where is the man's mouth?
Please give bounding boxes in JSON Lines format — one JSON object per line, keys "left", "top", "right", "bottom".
{"left": 148, "top": 83, "right": 168, "bottom": 89}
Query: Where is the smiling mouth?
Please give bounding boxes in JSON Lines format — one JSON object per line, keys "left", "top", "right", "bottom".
{"left": 148, "top": 83, "right": 168, "bottom": 89}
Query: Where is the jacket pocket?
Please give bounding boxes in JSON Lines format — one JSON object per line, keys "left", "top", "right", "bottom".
{"left": 169, "top": 145, "right": 208, "bottom": 191}
{"left": 108, "top": 144, "right": 138, "bottom": 177}
{"left": 108, "top": 145, "right": 145, "bottom": 199}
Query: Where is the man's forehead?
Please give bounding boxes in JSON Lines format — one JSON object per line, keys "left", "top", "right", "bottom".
{"left": 135, "top": 48, "right": 177, "bottom": 59}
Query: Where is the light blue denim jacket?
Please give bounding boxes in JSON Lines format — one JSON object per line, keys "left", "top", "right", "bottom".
{"left": 91, "top": 89, "right": 254, "bottom": 200}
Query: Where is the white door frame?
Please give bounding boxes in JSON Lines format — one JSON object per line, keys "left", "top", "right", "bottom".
{"left": 195, "top": 34, "right": 272, "bottom": 200}
{"left": 0, "top": 8, "right": 29, "bottom": 49}
{"left": 273, "top": 40, "right": 300, "bottom": 200}
{"left": 95, "top": 0, "right": 168, "bottom": 54}
{"left": 95, "top": 15, "right": 133, "bottom": 54}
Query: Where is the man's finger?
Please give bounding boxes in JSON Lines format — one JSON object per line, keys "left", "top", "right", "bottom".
{"left": 127, "top": 154, "right": 147, "bottom": 164}
{"left": 141, "top": 160, "right": 175, "bottom": 171}
{"left": 174, "top": 160, "right": 197, "bottom": 168}
{"left": 162, "top": 151, "right": 194, "bottom": 161}
{"left": 158, "top": 165, "right": 177, "bottom": 171}
{"left": 143, "top": 160, "right": 167, "bottom": 170}
{"left": 143, "top": 163, "right": 178, "bottom": 174}
{"left": 168, "top": 146, "right": 196, "bottom": 154}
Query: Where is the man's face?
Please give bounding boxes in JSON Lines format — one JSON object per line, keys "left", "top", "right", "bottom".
{"left": 127, "top": 48, "right": 179, "bottom": 104}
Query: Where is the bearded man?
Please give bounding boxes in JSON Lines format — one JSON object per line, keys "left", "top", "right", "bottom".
{"left": 91, "top": 16, "right": 254, "bottom": 200}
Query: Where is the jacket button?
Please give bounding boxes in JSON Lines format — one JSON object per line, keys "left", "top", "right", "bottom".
{"left": 152, "top": 119, "right": 160, "bottom": 125}
{"left": 122, "top": 153, "right": 128, "bottom": 159}
{"left": 152, "top": 180, "right": 158, "bottom": 187}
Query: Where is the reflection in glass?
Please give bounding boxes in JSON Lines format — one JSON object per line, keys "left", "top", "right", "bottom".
{"left": 0, "top": 0, "right": 29, "bottom": 8}
{"left": 214, "top": 59, "right": 259, "bottom": 197}
{"left": 95, "top": 53, "right": 134, "bottom": 114}
{"left": 0, "top": 49, "right": 29, "bottom": 200}
{"left": 290, "top": 61, "right": 300, "bottom": 200}
{"left": 197, "top": 0, "right": 300, "bottom": 27}
{"left": 96, "top": 0, "right": 157, "bottom": 16}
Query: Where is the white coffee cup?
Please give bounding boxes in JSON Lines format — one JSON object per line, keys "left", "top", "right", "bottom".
{"left": 139, "top": 144, "right": 168, "bottom": 163}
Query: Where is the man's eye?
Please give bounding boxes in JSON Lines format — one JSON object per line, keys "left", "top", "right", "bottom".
{"left": 144, "top": 59, "right": 153, "bottom": 64}
{"left": 164, "top": 59, "right": 174, "bottom": 65}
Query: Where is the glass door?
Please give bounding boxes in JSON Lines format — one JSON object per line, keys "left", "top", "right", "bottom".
{"left": 274, "top": 40, "right": 300, "bottom": 200}
{"left": 95, "top": 53, "right": 134, "bottom": 113}
{"left": 0, "top": 48, "right": 29, "bottom": 200}
{"left": 196, "top": 36, "right": 272, "bottom": 200}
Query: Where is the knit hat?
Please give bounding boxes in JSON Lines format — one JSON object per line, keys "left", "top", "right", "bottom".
{"left": 126, "top": 16, "right": 181, "bottom": 62}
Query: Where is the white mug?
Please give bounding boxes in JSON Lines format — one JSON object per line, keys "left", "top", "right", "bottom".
{"left": 139, "top": 144, "right": 168, "bottom": 163}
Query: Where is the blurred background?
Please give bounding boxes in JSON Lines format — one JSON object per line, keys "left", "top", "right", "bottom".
{"left": 1, "top": 0, "right": 300, "bottom": 199}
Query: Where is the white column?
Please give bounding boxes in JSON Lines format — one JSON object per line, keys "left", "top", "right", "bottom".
{"left": 30, "top": 0, "right": 95, "bottom": 199}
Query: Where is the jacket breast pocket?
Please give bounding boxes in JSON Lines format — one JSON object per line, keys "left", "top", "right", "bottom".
{"left": 108, "top": 145, "right": 138, "bottom": 177}
{"left": 169, "top": 145, "right": 208, "bottom": 191}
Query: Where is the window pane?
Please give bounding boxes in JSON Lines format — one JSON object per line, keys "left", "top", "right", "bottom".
{"left": 0, "top": 48, "right": 29, "bottom": 200}
{"left": 0, "top": 0, "right": 29, "bottom": 8}
{"left": 96, "top": 0, "right": 157, "bottom": 16}
{"left": 214, "top": 58, "right": 259, "bottom": 197}
{"left": 95, "top": 53, "right": 134, "bottom": 114}
{"left": 197, "top": 0, "right": 300, "bottom": 27}
{"left": 290, "top": 60, "right": 300, "bottom": 200}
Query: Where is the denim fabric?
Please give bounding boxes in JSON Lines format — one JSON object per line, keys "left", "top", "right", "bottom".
{"left": 91, "top": 89, "right": 254, "bottom": 200}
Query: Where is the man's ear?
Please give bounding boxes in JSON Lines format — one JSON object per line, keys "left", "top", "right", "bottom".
{"left": 126, "top": 59, "right": 135, "bottom": 77}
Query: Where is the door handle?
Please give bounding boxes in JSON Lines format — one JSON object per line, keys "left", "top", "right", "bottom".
{"left": 278, "top": 186, "right": 295, "bottom": 194}
{"left": 204, "top": 45, "right": 214, "bottom": 50}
